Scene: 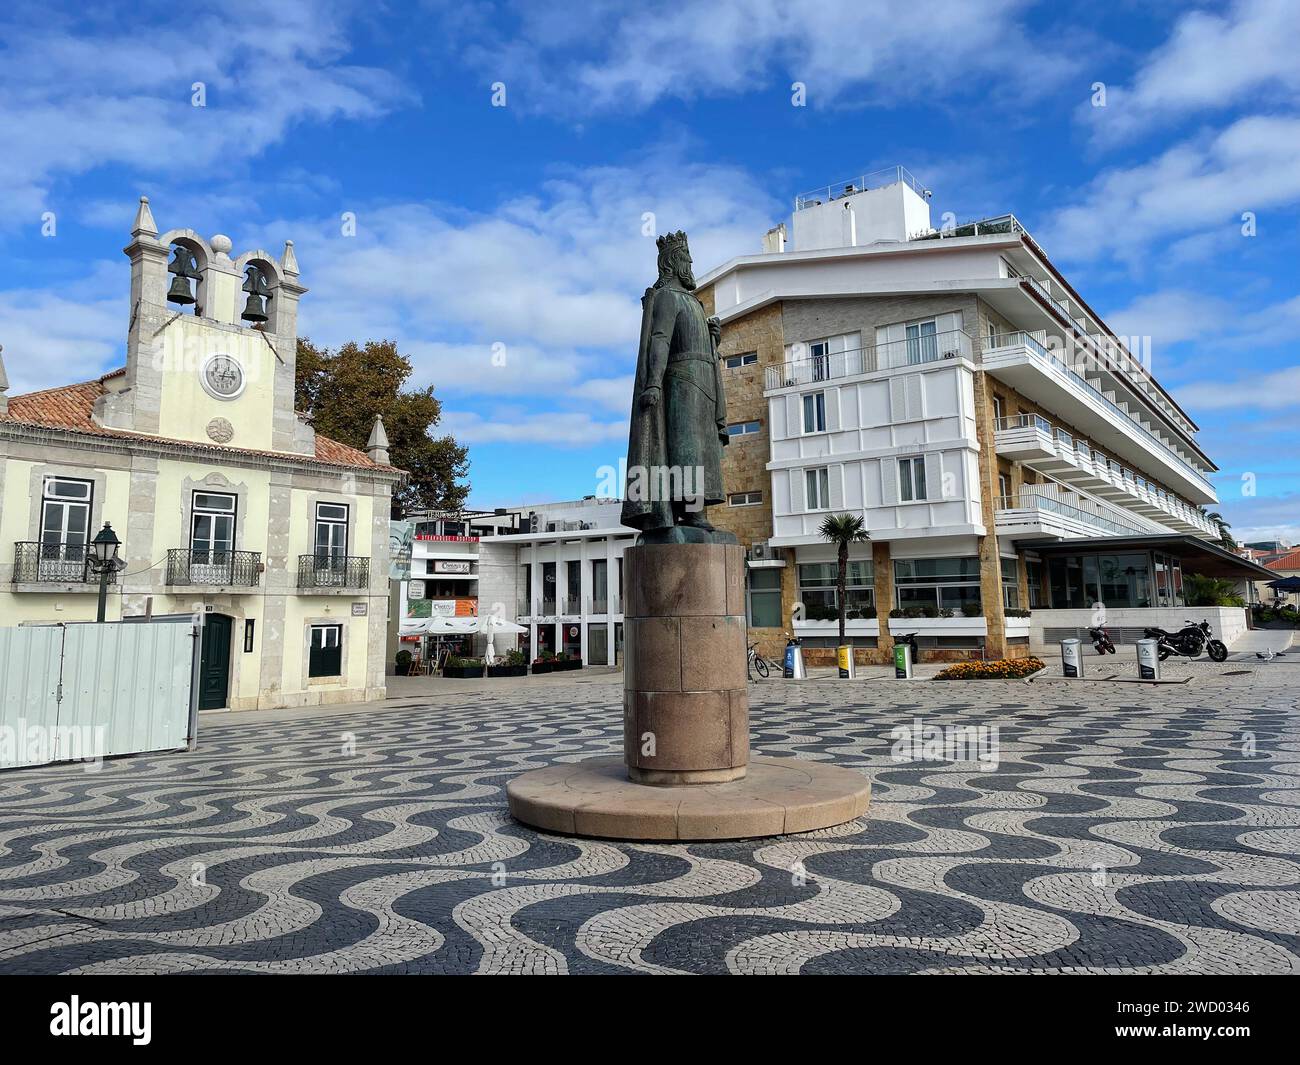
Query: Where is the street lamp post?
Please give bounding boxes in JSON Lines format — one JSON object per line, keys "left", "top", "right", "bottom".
{"left": 88, "top": 522, "right": 123, "bottom": 623}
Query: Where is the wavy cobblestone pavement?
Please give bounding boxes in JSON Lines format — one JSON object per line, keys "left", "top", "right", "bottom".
{"left": 1, "top": 666, "right": 1298, "bottom": 974}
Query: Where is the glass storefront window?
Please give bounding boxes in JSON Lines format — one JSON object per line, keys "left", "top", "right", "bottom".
{"left": 1045, "top": 551, "right": 1157, "bottom": 608}
{"left": 894, "top": 557, "right": 981, "bottom": 611}
{"left": 797, "top": 561, "right": 873, "bottom": 618}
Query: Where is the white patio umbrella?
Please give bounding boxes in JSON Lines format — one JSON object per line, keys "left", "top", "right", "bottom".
{"left": 482, "top": 615, "right": 527, "bottom": 664}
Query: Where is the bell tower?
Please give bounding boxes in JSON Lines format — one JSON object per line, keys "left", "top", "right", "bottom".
{"left": 96, "top": 196, "right": 313, "bottom": 455}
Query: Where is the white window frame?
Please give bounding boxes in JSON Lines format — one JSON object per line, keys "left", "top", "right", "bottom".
{"left": 727, "top": 420, "right": 760, "bottom": 437}
{"left": 898, "top": 456, "right": 928, "bottom": 502}
{"left": 724, "top": 352, "right": 758, "bottom": 369}
{"left": 802, "top": 391, "right": 826, "bottom": 434}
{"left": 805, "top": 466, "right": 831, "bottom": 511}
{"left": 728, "top": 491, "right": 762, "bottom": 507}
{"left": 40, "top": 477, "right": 92, "bottom": 547}
{"left": 905, "top": 319, "right": 938, "bottom": 364}
{"left": 314, "top": 502, "right": 349, "bottom": 560}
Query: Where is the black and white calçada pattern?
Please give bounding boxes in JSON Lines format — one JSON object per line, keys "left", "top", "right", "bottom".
{"left": 1, "top": 670, "right": 1298, "bottom": 974}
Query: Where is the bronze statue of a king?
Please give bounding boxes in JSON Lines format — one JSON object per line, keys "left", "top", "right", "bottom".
{"left": 621, "top": 231, "right": 737, "bottom": 545}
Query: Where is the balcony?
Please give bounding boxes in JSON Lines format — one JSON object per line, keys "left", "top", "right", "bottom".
{"left": 982, "top": 332, "right": 1215, "bottom": 502}
{"left": 12, "top": 542, "right": 112, "bottom": 586}
{"left": 993, "top": 413, "right": 1055, "bottom": 461}
{"left": 587, "top": 595, "right": 622, "bottom": 615}
{"left": 993, "top": 414, "right": 1217, "bottom": 537}
{"left": 765, "top": 328, "right": 973, "bottom": 391}
{"left": 297, "top": 554, "right": 369, "bottom": 590}
{"left": 165, "top": 549, "right": 261, "bottom": 587}
{"left": 995, "top": 484, "right": 1161, "bottom": 540}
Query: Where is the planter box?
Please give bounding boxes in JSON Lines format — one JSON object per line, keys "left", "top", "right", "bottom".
{"left": 487, "top": 665, "right": 527, "bottom": 678}
{"left": 556, "top": 659, "right": 583, "bottom": 671}
{"left": 443, "top": 665, "right": 484, "bottom": 679}
{"left": 531, "top": 662, "right": 555, "bottom": 674}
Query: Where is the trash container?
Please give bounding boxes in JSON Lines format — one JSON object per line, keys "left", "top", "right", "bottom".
{"left": 893, "top": 641, "right": 913, "bottom": 679}
{"left": 1061, "top": 638, "right": 1083, "bottom": 678}
{"left": 837, "top": 643, "right": 856, "bottom": 679}
{"left": 1136, "top": 638, "right": 1160, "bottom": 681}
{"left": 783, "top": 638, "right": 806, "bottom": 679}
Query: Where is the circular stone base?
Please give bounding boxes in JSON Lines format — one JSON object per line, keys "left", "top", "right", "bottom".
{"left": 507, "top": 757, "right": 870, "bottom": 841}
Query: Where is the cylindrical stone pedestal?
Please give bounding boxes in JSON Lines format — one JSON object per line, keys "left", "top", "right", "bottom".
{"left": 623, "top": 542, "right": 749, "bottom": 785}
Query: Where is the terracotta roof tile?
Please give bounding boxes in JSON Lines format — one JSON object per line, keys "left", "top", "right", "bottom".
{"left": 1266, "top": 549, "right": 1300, "bottom": 571}
{"left": 3, "top": 372, "right": 393, "bottom": 472}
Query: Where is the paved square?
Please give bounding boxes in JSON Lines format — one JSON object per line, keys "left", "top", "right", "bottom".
{"left": 1, "top": 667, "right": 1298, "bottom": 974}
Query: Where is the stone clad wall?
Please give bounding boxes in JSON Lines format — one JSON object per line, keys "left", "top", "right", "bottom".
{"left": 623, "top": 543, "right": 749, "bottom": 784}
{"left": 697, "top": 288, "right": 794, "bottom": 660}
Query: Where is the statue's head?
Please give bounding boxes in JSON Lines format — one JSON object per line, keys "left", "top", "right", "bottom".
{"left": 655, "top": 231, "right": 695, "bottom": 290}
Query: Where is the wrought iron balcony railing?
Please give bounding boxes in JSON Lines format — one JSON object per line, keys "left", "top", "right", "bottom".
{"left": 13, "top": 541, "right": 110, "bottom": 584}
{"left": 297, "top": 554, "right": 370, "bottom": 589}
{"left": 166, "top": 548, "right": 261, "bottom": 586}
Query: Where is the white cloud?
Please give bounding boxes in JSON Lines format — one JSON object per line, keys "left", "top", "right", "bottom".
{"left": 456, "top": 0, "right": 1066, "bottom": 114}
{"left": 1041, "top": 115, "right": 1300, "bottom": 263}
{"left": 0, "top": 0, "right": 408, "bottom": 220}
{"left": 1105, "top": 289, "right": 1236, "bottom": 348}
{"left": 6, "top": 147, "right": 777, "bottom": 454}
{"left": 0, "top": 262, "right": 124, "bottom": 394}
{"left": 1178, "top": 365, "right": 1300, "bottom": 412}
{"left": 1085, "top": 0, "right": 1300, "bottom": 144}
{"left": 442, "top": 409, "right": 626, "bottom": 447}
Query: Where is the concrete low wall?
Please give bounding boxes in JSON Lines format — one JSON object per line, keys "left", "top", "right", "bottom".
{"left": 1030, "top": 606, "right": 1248, "bottom": 651}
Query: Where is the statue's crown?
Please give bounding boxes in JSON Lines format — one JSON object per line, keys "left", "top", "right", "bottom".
{"left": 656, "top": 230, "right": 688, "bottom": 253}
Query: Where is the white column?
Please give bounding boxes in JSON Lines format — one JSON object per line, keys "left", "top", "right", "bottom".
{"left": 607, "top": 535, "right": 618, "bottom": 666}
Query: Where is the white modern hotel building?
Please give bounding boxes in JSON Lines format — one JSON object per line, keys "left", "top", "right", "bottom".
{"left": 696, "top": 167, "right": 1270, "bottom": 662}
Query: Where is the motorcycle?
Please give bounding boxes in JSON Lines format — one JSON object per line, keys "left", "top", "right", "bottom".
{"left": 1088, "top": 625, "right": 1116, "bottom": 654}
{"left": 1143, "top": 618, "right": 1228, "bottom": 663}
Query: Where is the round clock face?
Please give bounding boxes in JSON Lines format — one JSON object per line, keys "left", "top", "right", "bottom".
{"left": 200, "top": 354, "right": 245, "bottom": 400}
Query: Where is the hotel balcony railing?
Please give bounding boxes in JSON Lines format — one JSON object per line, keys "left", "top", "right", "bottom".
{"left": 165, "top": 548, "right": 261, "bottom": 587}
{"left": 587, "top": 596, "right": 621, "bottom": 615}
{"left": 297, "top": 554, "right": 369, "bottom": 589}
{"left": 995, "top": 489, "right": 1153, "bottom": 537}
{"left": 794, "top": 165, "right": 929, "bottom": 210}
{"left": 984, "top": 331, "right": 1213, "bottom": 494}
{"left": 13, "top": 541, "right": 110, "bottom": 584}
{"left": 996, "top": 412, "right": 1052, "bottom": 435}
{"left": 994, "top": 414, "right": 1212, "bottom": 533}
{"left": 765, "top": 328, "right": 974, "bottom": 390}
{"left": 560, "top": 596, "right": 582, "bottom": 615}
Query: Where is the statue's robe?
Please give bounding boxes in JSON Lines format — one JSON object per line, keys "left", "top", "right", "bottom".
{"left": 621, "top": 283, "right": 728, "bottom": 531}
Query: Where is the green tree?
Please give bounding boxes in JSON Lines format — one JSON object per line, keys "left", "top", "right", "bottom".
{"left": 817, "top": 512, "right": 870, "bottom": 646}
{"left": 1183, "top": 573, "right": 1245, "bottom": 607}
{"left": 295, "top": 338, "right": 469, "bottom": 517}
{"left": 1205, "top": 510, "right": 1237, "bottom": 550}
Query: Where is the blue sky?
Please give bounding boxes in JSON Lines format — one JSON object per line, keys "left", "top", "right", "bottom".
{"left": 1, "top": 0, "right": 1298, "bottom": 541}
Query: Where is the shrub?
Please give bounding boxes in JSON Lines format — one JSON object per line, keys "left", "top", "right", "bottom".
{"left": 446, "top": 656, "right": 483, "bottom": 669}
{"left": 1005, "top": 608, "right": 1031, "bottom": 618}
{"left": 1184, "top": 573, "right": 1245, "bottom": 607}
{"left": 505, "top": 649, "right": 526, "bottom": 666}
{"left": 937, "top": 657, "right": 1045, "bottom": 680}
{"left": 961, "top": 602, "right": 983, "bottom": 618}
{"left": 938, "top": 607, "right": 954, "bottom": 619}
{"left": 395, "top": 649, "right": 412, "bottom": 674}
{"left": 921, "top": 604, "right": 940, "bottom": 618}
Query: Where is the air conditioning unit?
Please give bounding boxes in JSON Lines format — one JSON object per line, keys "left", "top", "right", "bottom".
{"left": 749, "top": 541, "right": 770, "bottom": 561}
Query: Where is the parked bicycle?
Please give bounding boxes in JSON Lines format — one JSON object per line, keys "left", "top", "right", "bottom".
{"left": 1143, "top": 618, "right": 1229, "bottom": 663}
{"left": 747, "top": 642, "right": 773, "bottom": 678}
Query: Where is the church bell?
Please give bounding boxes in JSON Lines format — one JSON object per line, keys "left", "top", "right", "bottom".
{"left": 166, "top": 245, "right": 200, "bottom": 306}
{"left": 240, "top": 265, "right": 271, "bottom": 324}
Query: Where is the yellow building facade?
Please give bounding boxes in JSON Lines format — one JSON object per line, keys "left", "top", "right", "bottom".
{"left": 0, "top": 198, "right": 402, "bottom": 710}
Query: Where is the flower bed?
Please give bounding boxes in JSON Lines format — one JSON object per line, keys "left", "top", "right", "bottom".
{"left": 935, "top": 657, "right": 1045, "bottom": 680}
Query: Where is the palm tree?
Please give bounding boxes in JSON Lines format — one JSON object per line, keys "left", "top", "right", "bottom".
{"left": 817, "top": 513, "right": 870, "bottom": 647}
{"left": 1206, "top": 511, "right": 1237, "bottom": 550}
